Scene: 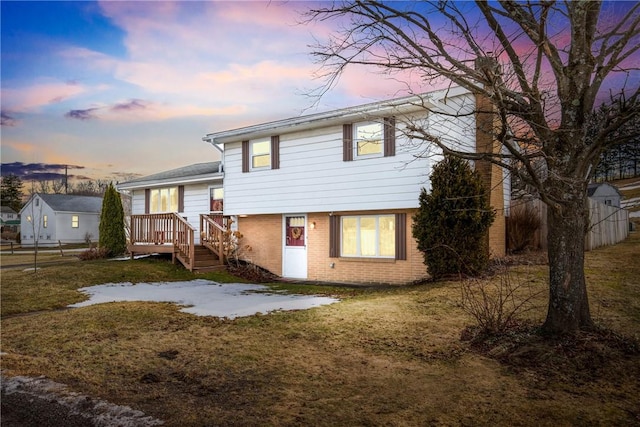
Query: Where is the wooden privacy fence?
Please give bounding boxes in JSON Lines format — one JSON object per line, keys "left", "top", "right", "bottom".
{"left": 586, "top": 198, "right": 629, "bottom": 251}
{"left": 508, "top": 198, "right": 629, "bottom": 252}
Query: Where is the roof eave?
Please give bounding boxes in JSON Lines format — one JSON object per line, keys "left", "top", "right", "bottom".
{"left": 117, "top": 172, "right": 223, "bottom": 191}
{"left": 202, "top": 89, "right": 464, "bottom": 145}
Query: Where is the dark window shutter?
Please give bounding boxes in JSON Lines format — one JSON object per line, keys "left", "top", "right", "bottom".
{"left": 395, "top": 213, "right": 406, "bottom": 260}
{"left": 271, "top": 135, "right": 280, "bottom": 170}
{"left": 242, "top": 140, "right": 249, "bottom": 173}
{"left": 384, "top": 117, "right": 396, "bottom": 157}
{"left": 144, "top": 189, "right": 150, "bottom": 214}
{"left": 329, "top": 215, "right": 341, "bottom": 257}
{"left": 178, "top": 185, "right": 185, "bottom": 212}
{"left": 343, "top": 124, "right": 353, "bottom": 161}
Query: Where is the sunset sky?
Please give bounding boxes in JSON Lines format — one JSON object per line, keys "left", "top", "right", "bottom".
{"left": 2, "top": 1, "right": 637, "bottom": 186}
{"left": 1, "top": 1, "right": 417, "bottom": 184}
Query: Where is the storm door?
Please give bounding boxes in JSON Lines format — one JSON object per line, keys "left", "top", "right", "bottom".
{"left": 283, "top": 215, "right": 307, "bottom": 279}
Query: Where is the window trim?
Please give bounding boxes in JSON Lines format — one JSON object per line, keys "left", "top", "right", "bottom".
{"left": 145, "top": 186, "right": 184, "bottom": 214}
{"left": 71, "top": 215, "right": 79, "bottom": 228}
{"left": 343, "top": 117, "right": 395, "bottom": 162}
{"left": 353, "top": 121, "right": 384, "bottom": 159}
{"left": 340, "top": 214, "right": 396, "bottom": 259}
{"left": 330, "top": 213, "right": 406, "bottom": 260}
{"left": 209, "top": 186, "right": 224, "bottom": 212}
{"left": 250, "top": 138, "right": 271, "bottom": 170}
{"left": 43, "top": 215, "right": 48, "bottom": 228}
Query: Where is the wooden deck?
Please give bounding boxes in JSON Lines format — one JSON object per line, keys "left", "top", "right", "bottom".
{"left": 128, "top": 213, "right": 228, "bottom": 272}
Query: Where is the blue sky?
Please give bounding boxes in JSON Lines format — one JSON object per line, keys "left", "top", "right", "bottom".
{"left": 1, "top": 1, "right": 413, "bottom": 184}
{"left": 2, "top": 1, "right": 637, "bottom": 185}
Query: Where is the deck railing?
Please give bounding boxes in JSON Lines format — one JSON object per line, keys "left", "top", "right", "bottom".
{"left": 130, "top": 213, "right": 175, "bottom": 245}
{"left": 200, "top": 214, "right": 226, "bottom": 264}
{"left": 174, "top": 214, "right": 195, "bottom": 270}
{"left": 129, "top": 213, "right": 229, "bottom": 271}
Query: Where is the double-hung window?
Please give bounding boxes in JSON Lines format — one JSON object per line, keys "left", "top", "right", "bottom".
{"left": 43, "top": 215, "right": 48, "bottom": 228}
{"left": 341, "top": 215, "right": 395, "bottom": 258}
{"left": 251, "top": 139, "right": 271, "bottom": 169}
{"left": 242, "top": 136, "right": 280, "bottom": 172}
{"left": 354, "top": 122, "right": 383, "bottom": 157}
{"left": 343, "top": 117, "right": 395, "bottom": 161}
{"left": 71, "top": 215, "right": 79, "bottom": 228}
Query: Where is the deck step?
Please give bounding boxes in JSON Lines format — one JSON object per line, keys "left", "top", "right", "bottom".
{"left": 190, "top": 245, "right": 223, "bottom": 271}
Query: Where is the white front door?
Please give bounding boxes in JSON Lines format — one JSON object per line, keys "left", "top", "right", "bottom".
{"left": 283, "top": 214, "right": 307, "bottom": 279}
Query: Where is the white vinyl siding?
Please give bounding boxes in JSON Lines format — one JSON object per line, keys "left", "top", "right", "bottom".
{"left": 222, "top": 94, "right": 476, "bottom": 216}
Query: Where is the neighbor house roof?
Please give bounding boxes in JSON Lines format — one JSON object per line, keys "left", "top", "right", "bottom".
{"left": 1, "top": 206, "right": 17, "bottom": 214}
{"left": 587, "top": 182, "right": 622, "bottom": 198}
{"left": 202, "top": 86, "right": 468, "bottom": 145}
{"left": 117, "top": 162, "right": 223, "bottom": 191}
{"left": 20, "top": 194, "right": 103, "bottom": 215}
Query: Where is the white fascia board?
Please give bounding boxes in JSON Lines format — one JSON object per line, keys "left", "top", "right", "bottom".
{"left": 202, "top": 88, "right": 467, "bottom": 145}
{"left": 117, "top": 173, "right": 223, "bottom": 191}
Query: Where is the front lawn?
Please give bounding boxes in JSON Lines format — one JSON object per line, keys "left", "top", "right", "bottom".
{"left": 1, "top": 234, "right": 639, "bottom": 426}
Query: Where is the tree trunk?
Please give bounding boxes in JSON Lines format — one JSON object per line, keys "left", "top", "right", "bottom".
{"left": 542, "top": 198, "right": 595, "bottom": 334}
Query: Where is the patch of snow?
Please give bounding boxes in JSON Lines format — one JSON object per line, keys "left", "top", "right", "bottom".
{"left": 69, "top": 280, "right": 339, "bottom": 318}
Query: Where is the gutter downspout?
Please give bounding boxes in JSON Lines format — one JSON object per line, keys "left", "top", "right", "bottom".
{"left": 203, "top": 137, "right": 224, "bottom": 173}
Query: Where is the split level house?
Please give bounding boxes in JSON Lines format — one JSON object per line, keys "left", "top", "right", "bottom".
{"left": 19, "top": 193, "right": 103, "bottom": 247}
{"left": 120, "top": 86, "right": 509, "bottom": 284}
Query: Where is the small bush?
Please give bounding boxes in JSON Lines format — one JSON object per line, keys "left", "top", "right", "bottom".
{"left": 77, "top": 247, "right": 110, "bottom": 261}
{"left": 507, "top": 202, "right": 541, "bottom": 253}
{"left": 99, "top": 183, "right": 126, "bottom": 256}
{"left": 460, "top": 261, "right": 544, "bottom": 335}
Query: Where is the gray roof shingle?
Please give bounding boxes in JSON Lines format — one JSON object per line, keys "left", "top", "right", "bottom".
{"left": 119, "top": 162, "right": 222, "bottom": 186}
{"left": 37, "top": 194, "right": 103, "bottom": 213}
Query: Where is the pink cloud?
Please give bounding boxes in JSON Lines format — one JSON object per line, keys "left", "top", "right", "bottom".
{"left": 1, "top": 81, "right": 87, "bottom": 112}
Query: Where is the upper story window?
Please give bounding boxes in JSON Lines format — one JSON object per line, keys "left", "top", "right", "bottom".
{"left": 71, "top": 215, "right": 79, "bottom": 228}
{"left": 149, "top": 187, "right": 179, "bottom": 213}
{"left": 43, "top": 215, "right": 48, "bottom": 228}
{"left": 251, "top": 139, "right": 271, "bottom": 169}
{"left": 242, "top": 136, "right": 279, "bottom": 172}
{"left": 343, "top": 117, "right": 395, "bottom": 161}
{"left": 210, "top": 187, "right": 224, "bottom": 212}
{"left": 354, "top": 122, "right": 383, "bottom": 157}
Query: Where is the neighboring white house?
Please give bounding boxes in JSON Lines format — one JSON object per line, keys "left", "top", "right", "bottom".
{"left": 19, "top": 194, "right": 103, "bottom": 247}
{"left": 117, "top": 162, "right": 223, "bottom": 244}
{"left": 202, "top": 86, "right": 510, "bottom": 285}
{"left": 587, "top": 182, "right": 622, "bottom": 208}
{"left": 1, "top": 205, "right": 20, "bottom": 233}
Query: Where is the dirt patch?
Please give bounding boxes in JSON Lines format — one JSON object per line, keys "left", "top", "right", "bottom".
{"left": 463, "top": 324, "right": 640, "bottom": 391}
{"left": 226, "top": 260, "right": 280, "bottom": 283}
{"left": 1, "top": 375, "right": 164, "bottom": 426}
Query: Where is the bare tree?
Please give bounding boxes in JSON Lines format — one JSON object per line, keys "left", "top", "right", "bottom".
{"left": 306, "top": 1, "right": 640, "bottom": 334}
{"left": 24, "top": 195, "right": 45, "bottom": 273}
